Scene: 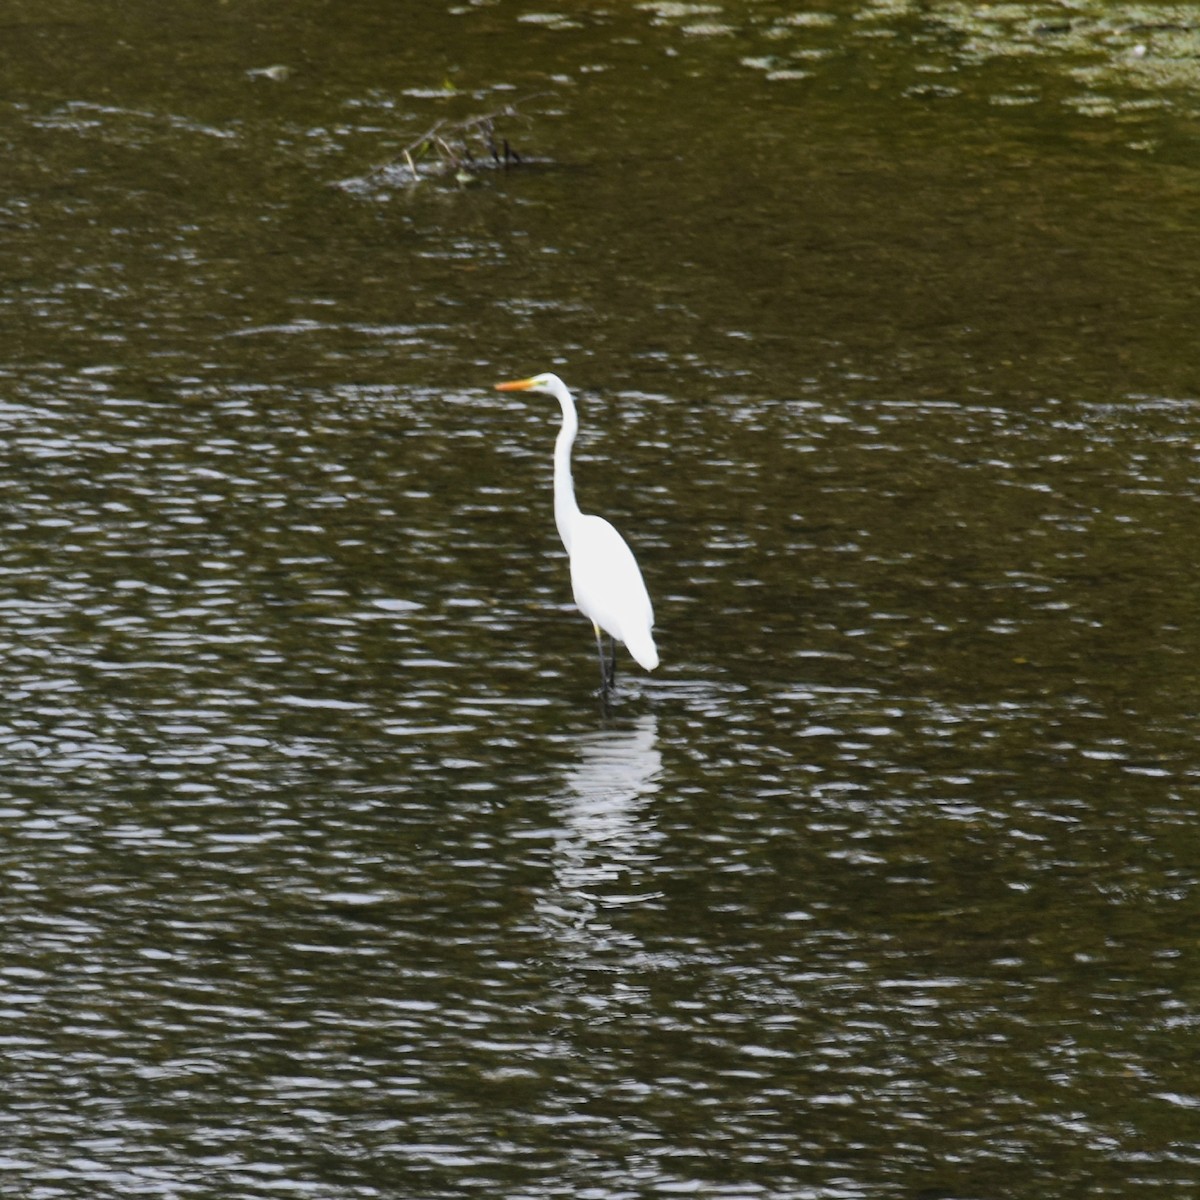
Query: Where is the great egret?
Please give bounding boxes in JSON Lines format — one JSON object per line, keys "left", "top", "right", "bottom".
{"left": 495, "top": 372, "right": 658, "bottom": 698}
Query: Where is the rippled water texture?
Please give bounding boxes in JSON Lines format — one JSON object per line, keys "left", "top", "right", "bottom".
{"left": 3, "top": 1, "right": 1199, "bottom": 1196}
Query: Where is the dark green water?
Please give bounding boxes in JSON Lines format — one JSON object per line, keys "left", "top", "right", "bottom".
{"left": 3, "top": 2, "right": 1199, "bottom": 1197}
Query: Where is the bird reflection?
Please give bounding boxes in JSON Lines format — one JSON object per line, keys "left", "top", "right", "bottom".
{"left": 537, "top": 713, "right": 662, "bottom": 953}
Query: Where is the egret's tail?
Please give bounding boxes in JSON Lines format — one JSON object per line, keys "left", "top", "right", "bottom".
{"left": 625, "top": 629, "right": 659, "bottom": 672}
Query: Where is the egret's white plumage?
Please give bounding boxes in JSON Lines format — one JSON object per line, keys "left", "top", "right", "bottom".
{"left": 495, "top": 371, "right": 658, "bottom": 694}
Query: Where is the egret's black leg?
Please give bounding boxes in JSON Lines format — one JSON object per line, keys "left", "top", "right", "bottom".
{"left": 593, "top": 623, "right": 610, "bottom": 699}
{"left": 606, "top": 636, "right": 618, "bottom": 691}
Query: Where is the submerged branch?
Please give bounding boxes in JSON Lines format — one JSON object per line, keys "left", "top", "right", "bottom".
{"left": 364, "top": 93, "right": 547, "bottom": 190}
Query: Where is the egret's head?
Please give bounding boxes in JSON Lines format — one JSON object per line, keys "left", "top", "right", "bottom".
{"left": 495, "top": 372, "right": 563, "bottom": 396}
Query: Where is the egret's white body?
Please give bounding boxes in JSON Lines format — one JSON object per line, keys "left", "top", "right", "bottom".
{"left": 495, "top": 372, "right": 658, "bottom": 694}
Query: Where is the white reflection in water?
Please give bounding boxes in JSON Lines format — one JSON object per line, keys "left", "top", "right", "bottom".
{"left": 537, "top": 713, "right": 663, "bottom": 952}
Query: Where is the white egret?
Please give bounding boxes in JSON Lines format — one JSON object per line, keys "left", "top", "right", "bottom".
{"left": 495, "top": 372, "right": 658, "bottom": 698}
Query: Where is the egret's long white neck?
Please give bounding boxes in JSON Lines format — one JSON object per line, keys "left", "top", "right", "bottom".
{"left": 551, "top": 382, "right": 581, "bottom": 553}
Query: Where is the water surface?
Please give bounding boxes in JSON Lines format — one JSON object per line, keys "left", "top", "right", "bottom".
{"left": 2, "top": 1, "right": 1199, "bottom": 1197}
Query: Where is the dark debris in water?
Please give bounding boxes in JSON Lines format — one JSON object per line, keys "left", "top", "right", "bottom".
{"left": 340, "top": 94, "right": 548, "bottom": 195}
